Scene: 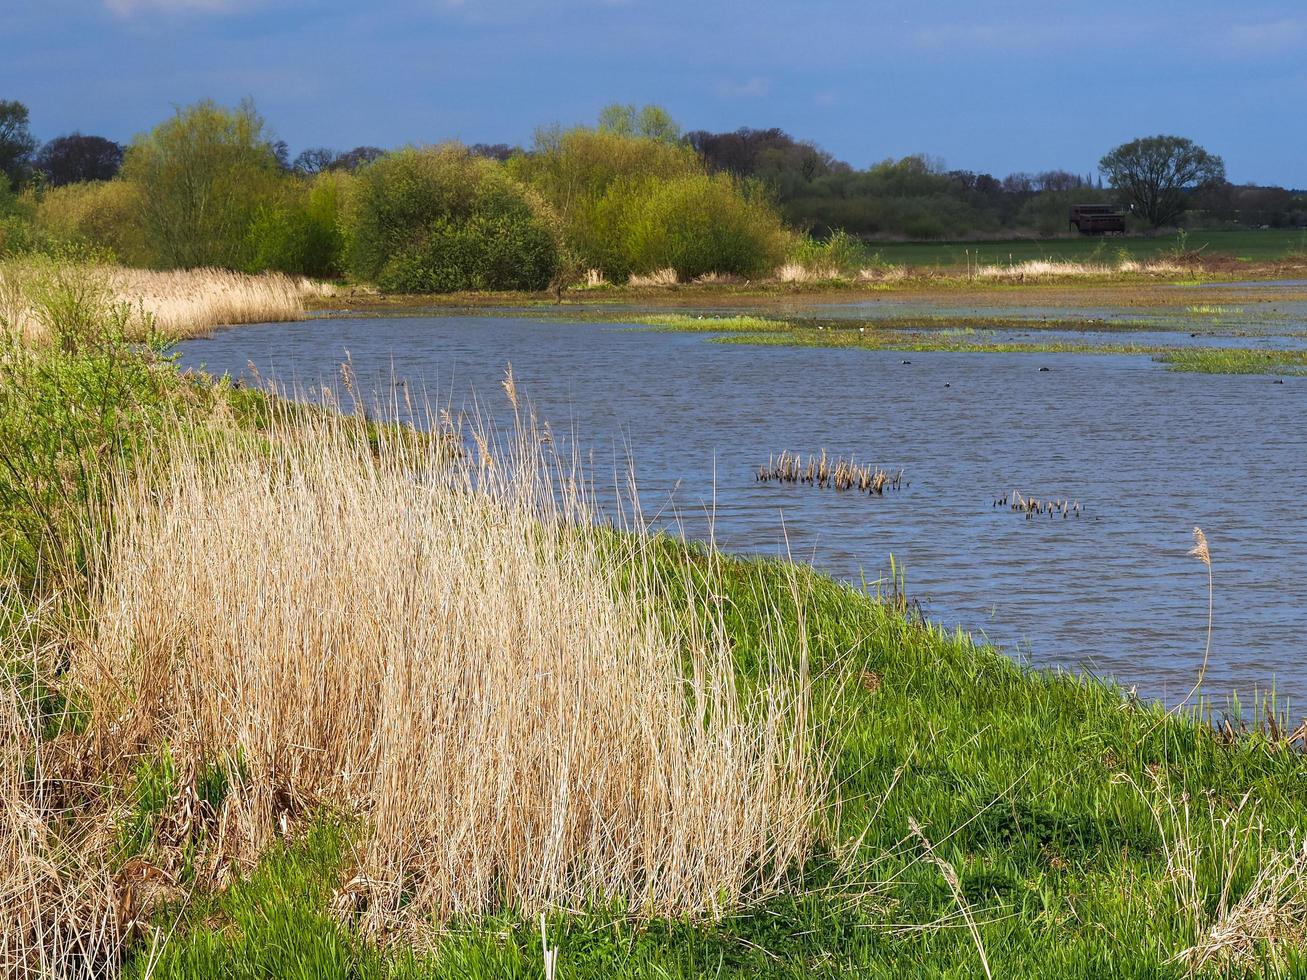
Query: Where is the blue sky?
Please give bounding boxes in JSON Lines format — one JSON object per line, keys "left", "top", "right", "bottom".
{"left": 5, "top": 1, "right": 1305, "bottom": 185}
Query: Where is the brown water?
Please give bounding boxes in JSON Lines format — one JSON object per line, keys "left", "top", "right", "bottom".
{"left": 179, "top": 314, "right": 1307, "bottom": 711}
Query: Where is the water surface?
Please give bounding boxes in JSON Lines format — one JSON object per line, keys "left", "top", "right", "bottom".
{"left": 180, "top": 315, "right": 1307, "bottom": 711}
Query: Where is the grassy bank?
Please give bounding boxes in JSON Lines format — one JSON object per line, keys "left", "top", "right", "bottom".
{"left": 5, "top": 268, "right": 1307, "bottom": 978}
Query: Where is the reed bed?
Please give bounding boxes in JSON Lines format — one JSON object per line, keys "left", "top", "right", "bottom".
{"left": 758, "top": 450, "right": 903, "bottom": 495}
{"left": 775, "top": 261, "right": 840, "bottom": 283}
{"left": 626, "top": 267, "right": 679, "bottom": 287}
{"left": 0, "top": 259, "right": 333, "bottom": 344}
{"left": 71, "top": 391, "right": 824, "bottom": 934}
{"left": 109, "top": 266, "right": 334, "bottom": 338}
{"left": 994, "top": 489, "right": 1082, "bottom": 519}
{"left": 1, "top": 604, "right": 122, "bottom": 979}
{"left": 971, "top": 258, "right": 1188, "bottom": 280}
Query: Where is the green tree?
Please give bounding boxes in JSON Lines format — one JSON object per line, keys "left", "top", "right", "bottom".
{"left": 1099, "top": 135, "right": 1225, "bottom": 228}
{"left": 596, "top": 103, "right": 682, "bottom": 144}
{"left": 122, "top": 99, "right": 283, "bottom": 268}
{"left": 0, "top": 100, "right": 38, "bottom": 188}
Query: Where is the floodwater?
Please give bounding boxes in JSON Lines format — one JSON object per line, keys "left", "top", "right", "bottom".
{"left": 178, "top": 314, "right": 1307, "bottom": 711}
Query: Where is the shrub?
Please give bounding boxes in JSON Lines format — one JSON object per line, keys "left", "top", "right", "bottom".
{"left": 33, "top": 180, "right": 150, "bottom": 265}
{"left": 620, "top": 174, "right": 787, "bottom": 280}
{"left": 0, "top": 214, "right": 37, "bottom": 257}
{"left": 345, "top": 145, "right": 558, "bottom": 293}
{"left": 121, "top": 99, "right": 283, "bottom": 269}
{"left": 245, "top": 170, "right": 349, "bottom": 278}
{"left": 511, "top": 129, "right": 702, "bottom": 275}
{"left": 787, "top": 229, "right": 870, "bottom": 276}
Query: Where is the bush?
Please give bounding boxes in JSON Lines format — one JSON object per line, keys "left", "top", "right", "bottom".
{"left": 619, "top": 174, "right": 787, "bottom": 280}
{"left": 511, "top": 129, "right": 702, "bottom": 275}
{"left": 245, "top": 170, "right": 349, "bottom": 278}
{"left": 512, "top": 129, "right": 787, "bottom": 281}
{"left": 0, "top": 214, "right": 37, "bottom": 257}
{"left": 122, "top": 99, "right": 283, "bottom": 269}
{"left": 0, "top": 183, "right": 37, "bottom": 256}
{"left": 33, "top": 180, "right": 150, "bottom": 265}
{"left": 344, "top": 145, "right": 558, "bottom": 293}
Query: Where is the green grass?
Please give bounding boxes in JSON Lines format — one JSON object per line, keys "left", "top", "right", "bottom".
{"left": 112, "top": 546, "right": 1307, "bottom": 977}
{"left": 862, "top": 229, "right": 1307, "bottom": 270}
{"left": 633, "top": 312, "right": 1307, "bottom": 376}
{"left": 1156, "top": 348, "right": 1307, "bottom": 375}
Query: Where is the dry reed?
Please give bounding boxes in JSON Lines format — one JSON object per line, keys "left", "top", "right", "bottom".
{"left": 627, "top": 267, "right": 679, "bottom": 287}
{"left": 0, "top": 260, "right": 333, "bottom": 344}
{"left": 973, "top": 258, "right": 1188, "bottom": 280}
{"left": 994, "top": 490, "right": 1081, "bottom": 520}
{"left": 1, "top": 601, "right": 122, "bottom": 978}
{"left": 74, "top": 390, "right": 824, "bottom": 932}
{"left": 759, "top": 450, "right": 903, "bottom": 495}
{"left": 856, "top": 265, "right": 908, "bottom": 283}
{"left": 1130, "top": 773, "right": 1307, "bottom": 976}
{"left": 775, "top": 261, "right": 842, "bottom": 284}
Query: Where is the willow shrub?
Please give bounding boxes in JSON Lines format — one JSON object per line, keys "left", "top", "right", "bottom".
{"left": 512, "top": 129, "right": 700, "bottom": 279}
{"left": 345, "top": 146, "right": 558, "bottom": 293}
{"left": 33, "top": 180, "right": 151, "bottom": 266}
{"left": 246, "top": 171, "right": 350, "bottom": 278}
{"left": 122, "top": 100, "right": 283, "bottom": 270}
{"left": 619, "top": 174, "right": 787, "bottom": 281}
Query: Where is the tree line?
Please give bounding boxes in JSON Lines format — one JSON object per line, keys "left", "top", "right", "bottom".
{"left": 1, "top": 97, "right": 1300, "bottom": 292}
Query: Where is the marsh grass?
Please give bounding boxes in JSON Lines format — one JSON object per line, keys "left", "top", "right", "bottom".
{"left": 1156, "top": 349, "right": 1307, "bottom": 375}
{"left": 0, "top": 258, "right": 331, "bottom": 344}
{"left": 74, "top": 388, "right": 827, "bottom": 932}
{"left": 626, "top": 267, "right": 679, "bottom": 287}
{"left": 8, "top": 262, "right": 1307, "bottom": 975}
{"left": 1, "top": 598, "right": 122, "bottom": 979}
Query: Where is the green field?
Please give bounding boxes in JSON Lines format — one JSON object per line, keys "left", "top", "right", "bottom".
{"left": 865, "top": 229, "right": 1307, "bottom": 270}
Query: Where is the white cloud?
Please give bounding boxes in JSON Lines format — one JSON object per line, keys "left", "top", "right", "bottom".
{"left": 1225, "top": 18, "right": 1307, "bottom": 55}
{"left": 105, "top": 0, "right": 242, "bottom": 14}
{"left": 714, "top": 76, "right": 769, "bottom": 99}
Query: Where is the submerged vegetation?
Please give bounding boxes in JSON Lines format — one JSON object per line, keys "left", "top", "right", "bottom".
{"left": 624, "top": 311, "right": 1307, "bottom": 376}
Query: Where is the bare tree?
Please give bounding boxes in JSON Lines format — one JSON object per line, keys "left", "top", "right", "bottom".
{"left": 292, "top": 146, "right": 339, "bottom": 175}
{"left": 332, "top": 145, "right": 386, "bottom": 171}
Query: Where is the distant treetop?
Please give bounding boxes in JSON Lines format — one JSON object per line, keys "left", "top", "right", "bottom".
{"left": 34, "top": 133, "right": 124, "bottom": 185}
{"left": 596, "top": 103, "right": 682, "bottom": 144}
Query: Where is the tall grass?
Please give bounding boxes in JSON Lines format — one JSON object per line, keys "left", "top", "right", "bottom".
{"left": 1, "top": 601, "right": 121, "bottom": 978}
{"left": 74, "top": 391, "right": 825, "bottom": 931}
{"left": 0, "top": 258, "right": 332, "bottom": 343}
